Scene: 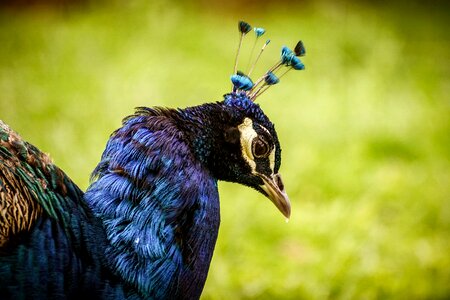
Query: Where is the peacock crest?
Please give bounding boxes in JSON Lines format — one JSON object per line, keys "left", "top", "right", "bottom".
{"left": 230, "top": 20, "right": 306, "bottom": 101}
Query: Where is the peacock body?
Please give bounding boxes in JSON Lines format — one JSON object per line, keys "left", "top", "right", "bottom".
{"left": 0, "top": 21, "right": 305, "bottom": 299}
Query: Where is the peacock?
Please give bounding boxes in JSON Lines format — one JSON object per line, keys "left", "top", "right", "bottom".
{"left": 0, "top": 21, "right": 306, "bottom": 299}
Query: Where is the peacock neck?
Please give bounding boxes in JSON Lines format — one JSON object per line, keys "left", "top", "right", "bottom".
{"left": 84, "top": 112, "right": 221, "bottom": 299}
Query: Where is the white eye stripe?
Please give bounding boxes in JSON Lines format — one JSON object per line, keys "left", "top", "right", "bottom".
{"left": 237, "top": 117, "right": 277, "bottom": 174}
{"left": 269, "top": 148, "right": 275, "bottom": 172}
{"left": 237, "top": 118, "right": 257, "bottom": 172}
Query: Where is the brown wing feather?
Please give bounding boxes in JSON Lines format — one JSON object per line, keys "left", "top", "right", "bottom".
{"left": 0, "top": 164, "right": 43, "bottom": 247}
{"left": 0, "top": 120, "right": 48, "bottom": 247}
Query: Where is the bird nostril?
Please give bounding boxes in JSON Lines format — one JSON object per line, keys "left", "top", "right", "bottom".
{"left": 275, "top": 174, "right": 284, "bottom": 191}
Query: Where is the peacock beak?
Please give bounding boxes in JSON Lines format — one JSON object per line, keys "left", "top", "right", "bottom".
{"left": 259, "top": 173, "right": 291, "bottom": 219}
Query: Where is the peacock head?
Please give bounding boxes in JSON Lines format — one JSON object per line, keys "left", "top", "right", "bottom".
{"left": 194, "top": 21, "right": 306, "bottom": 220}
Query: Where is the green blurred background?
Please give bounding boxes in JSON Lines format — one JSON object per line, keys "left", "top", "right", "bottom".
{"left": 0, "top": 0, "right": 449, "bottom": 298}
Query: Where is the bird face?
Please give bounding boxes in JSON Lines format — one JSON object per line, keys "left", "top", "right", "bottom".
{"left": 233, "top": 116, "right": 290, "bottom": 219}
{"left": 180, "top": 94, "right": 291, "bottom": 219}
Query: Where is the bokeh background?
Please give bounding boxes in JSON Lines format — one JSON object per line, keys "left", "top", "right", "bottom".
{"left": 1, "top": 0, "right": 449, "bottom": 298}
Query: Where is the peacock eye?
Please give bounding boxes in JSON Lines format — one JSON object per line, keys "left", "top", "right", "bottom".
{"left": 252, "top": 136, "right": 270, "bottom": 158}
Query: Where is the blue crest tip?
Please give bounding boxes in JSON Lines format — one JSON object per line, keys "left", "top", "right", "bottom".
{"left": 265, "top": 72, "right": 279, "bottom": 85}
{"left": 291, "top": 57, "right": 305, "bottom": 70}
{"left": 239, "top": 21, "right": 252, "bottom": 34}
{"left": 254, "top": 27, "right": 265, "bottom": 38}
{"left": 231, "top": 73, "right": 254, "bottom": 91}
{"left": 281, "top": 46, "right": 295, "bottom": 65}
{"left": 280, "top": 46, "right": 305, "bottom": 70}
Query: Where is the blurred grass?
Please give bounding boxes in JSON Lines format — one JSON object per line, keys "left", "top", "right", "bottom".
{"left": 0, "top": 0, "right": 449, "bottom": 299}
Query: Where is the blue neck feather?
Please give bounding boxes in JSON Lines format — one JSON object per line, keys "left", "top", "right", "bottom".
{"left": 84, "top": 110, "right": 220, "bottom": 299}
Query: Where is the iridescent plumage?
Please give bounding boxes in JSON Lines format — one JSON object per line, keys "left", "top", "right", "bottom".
{"left": 0, "top": 21, "right": 305, "bottom": 299}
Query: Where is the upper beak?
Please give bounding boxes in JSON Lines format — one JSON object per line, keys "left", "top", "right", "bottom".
{"left": 259, "top": 173, "right": 291, "bottom": 219}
